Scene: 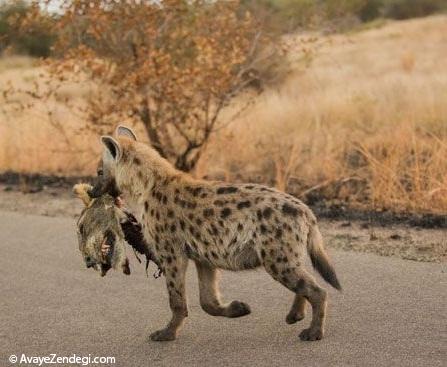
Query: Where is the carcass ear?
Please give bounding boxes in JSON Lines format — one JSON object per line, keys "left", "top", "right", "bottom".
{"left": 73, "top": 183, "right": 93, "bottom": 206}
{"left": 116, "top": 125, "right": 137, "bottom": 141}
{"left": 101, "top": 136, "right": 122, "bottom": 162}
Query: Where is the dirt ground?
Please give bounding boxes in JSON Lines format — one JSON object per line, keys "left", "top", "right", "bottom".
{"left": 0, "top": 183, "right": 445, "bottom": 263}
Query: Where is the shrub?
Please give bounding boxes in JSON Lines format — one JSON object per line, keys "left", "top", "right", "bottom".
{"left": 9, "top": 0, "right": 282, "bottom": 172}
{"left": 0, "top": 0, "right": 55, "bottom": 57}
{"left": 383, "top": 0, "right": 446, "bottom": 19}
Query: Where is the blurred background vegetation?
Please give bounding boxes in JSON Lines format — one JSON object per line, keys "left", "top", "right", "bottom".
{"left": 1, "top": 0, "right": 446, "bottom": 57}
{"left": 0, "top": 0, "right": 446, "bottom": 215}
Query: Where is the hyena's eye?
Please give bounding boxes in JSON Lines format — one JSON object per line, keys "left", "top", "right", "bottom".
{"left": 97, "top": 169, "right": 104, "bottom": 176}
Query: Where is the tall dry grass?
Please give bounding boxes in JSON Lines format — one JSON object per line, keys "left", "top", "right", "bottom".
{"left": 201, "top": 15, "right": 447, "bottom": 214}
{"left": 0, "top": 16, "right": 446, "bottom": 213}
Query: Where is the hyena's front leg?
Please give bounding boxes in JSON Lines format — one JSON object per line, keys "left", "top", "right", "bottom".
{"left": 150, "top": 256, "right": 188, "bottom": 342}
{"left": 195, "top": 261, "right": 251, "bottom": 318}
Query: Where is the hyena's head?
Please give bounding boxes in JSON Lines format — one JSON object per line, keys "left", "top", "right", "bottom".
{"left": 89, "top": 125, "right": 173, "bottom": 200}
{"left": 88, "top": 126, "right": 138, "bottom": 199}
{"left": 73, "top": 183, "right": 130, "bottom": 277}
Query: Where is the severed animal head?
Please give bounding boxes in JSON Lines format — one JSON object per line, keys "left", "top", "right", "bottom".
{"left": 73, "top": 183, "right": 130, "bottom": 277}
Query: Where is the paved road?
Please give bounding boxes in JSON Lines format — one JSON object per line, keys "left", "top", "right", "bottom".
{"left": 0, "top": 211, "right": 445, "bottom": 367}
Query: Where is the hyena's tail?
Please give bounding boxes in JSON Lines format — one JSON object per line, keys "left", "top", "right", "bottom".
{"left": 307, "top": 224, "right": 342, "bottom": 290}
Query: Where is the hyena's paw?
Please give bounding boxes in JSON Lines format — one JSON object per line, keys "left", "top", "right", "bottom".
{"left": 226, "top": 300, "right": 251, "bottom": 318}
{"left": 299, "top": 327, "right": 324, "bottom": 341}
{"left": 285, "top": 311, "right": 305, "bottom": 325}
{"left": 150, "top": 328, "right": 176, "bottom": 342}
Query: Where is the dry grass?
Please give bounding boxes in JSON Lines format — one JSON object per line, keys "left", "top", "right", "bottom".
{"left": 201, "top": 15, "right": 447, "bottom": 214}
{"left": 1, "top": 15, "right": 447, "bottom": 214}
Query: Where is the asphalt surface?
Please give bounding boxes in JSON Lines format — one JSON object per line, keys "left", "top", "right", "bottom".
{"left": 0, "top": 211, "right": 445, "bottom": 367}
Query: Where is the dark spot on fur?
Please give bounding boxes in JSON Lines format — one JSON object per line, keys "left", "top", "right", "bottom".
{"left": 214, "top": 200, "right": 225, "bottom": 206}
{"left": 221, "top": 208, "right": 232, "bottom": 219}
{"left": 167, "top": 256, "right": 173, "bottom": 264}
{"left": 211, "top": 251, "right": 219, "bottom": 259}
{"left": 134, "top": 157, "right": 141, "bottom": 165}
{"left": 169, "top": 281, "right": 175, "bottom": 288}
{"left": 179, "top": 220, "right": 185, "bottom": 231}
{"left": 167, "top": 209, "right": 174, "bottom": 218}
{"left": 170, "top": 224, "right": 176, "bottom": 233}
{"left": 260, "top": 224, "right": 267, "bottom": 233}
{"left": 245, "top": 185, "right": 254, "bottom": 189}
{"left": 210, "top": 224, "right": 219, "bottom": 236}
{"left": 282, "top": 203, "right": 299, "bottom": 216}
{"left": 257, "top": 210, "right": 263, "bottom": 220}
{"left": 186, "top": 187, "right": 202, "bottom": 197}
{"left": 217, "top": 186, "right": 238, "bottom": 194}
{"left": 203, "top": 208, "right": 214, "bottom": 217}
{"left": 263, "top": 207, "right": 273, "bottom": 219}
{"left": 270, "top": 264, "right": 278, "bottom": 275}
{"left": 196, "top": 218, "right": 203, "bottom": 226}
{"left": 261, "top": 249, "right": 266, "bottom": 258}
{"left": 144, "top": 201, "right": 149, "bottom": 212}
{"left": 237, "top": 201, "right": 251, "bottom": 209}
{"left": 237, "top": 223, "right": 243, "bottom": 231}
{"left": 275, "top": 228, "right": 283, "bottom": 239}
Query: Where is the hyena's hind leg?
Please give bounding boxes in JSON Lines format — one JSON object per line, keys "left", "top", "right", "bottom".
{"left": 150, "top": 256, "right": 189, "bottom": 342}
{"left": 195, "top": 261, "right": 251, "bottom": 318}
{"left": 286, "top": 295, "right": 307, "bottom": 324}
{"left": 264, "top": 258, "right": 327, "bottom": 341}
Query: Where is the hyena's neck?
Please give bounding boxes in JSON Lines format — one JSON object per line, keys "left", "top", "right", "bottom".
{"left": 118, "top": 144, "right": 193, "bottom": 206}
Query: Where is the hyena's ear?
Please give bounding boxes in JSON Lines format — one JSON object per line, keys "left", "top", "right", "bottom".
{"left": 101, "top": 136, "right": 122, "bottom": 162}
{"left": 115, "top": 125, "right": 137, "bottom": 141}
{"left": 73, "top": 183, "right": 94, "bottom": 206}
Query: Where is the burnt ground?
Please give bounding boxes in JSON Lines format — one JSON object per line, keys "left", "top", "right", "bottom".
{"left": 0, "top": 171, "right": 445, "bottom": 263}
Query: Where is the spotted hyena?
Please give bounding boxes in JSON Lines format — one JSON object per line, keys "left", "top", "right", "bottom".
{"left": 89, "top": 126, "right": 341, "bottom": 342}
